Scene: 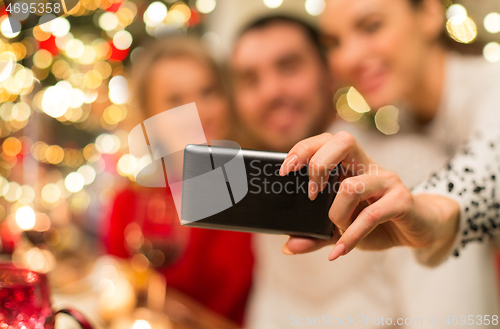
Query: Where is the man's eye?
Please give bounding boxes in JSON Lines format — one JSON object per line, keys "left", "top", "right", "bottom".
{"left": 364, "top": 21, "right": 382, "bottom": 34}
{"left": 281, "top": 62, "right": 299, "bottom": 75}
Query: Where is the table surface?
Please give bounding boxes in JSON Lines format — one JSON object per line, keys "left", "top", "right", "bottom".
{"left": 52, "top": 287, "right": 240, "bottom": 329}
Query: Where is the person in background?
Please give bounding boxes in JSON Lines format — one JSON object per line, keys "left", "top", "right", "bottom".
{"left": 103, "top": 36, "right": 253, "bottom": 325}
{"left": 231, "top": 11, "right": 499, "bottom": 329}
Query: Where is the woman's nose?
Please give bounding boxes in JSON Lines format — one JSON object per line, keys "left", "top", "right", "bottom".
{"left": 330, "top": 38, "right": 366, "bottom": 81}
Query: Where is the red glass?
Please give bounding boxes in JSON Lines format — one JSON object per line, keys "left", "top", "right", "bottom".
{"left": 0, "top": 263, "right": 93, "bottom": 329}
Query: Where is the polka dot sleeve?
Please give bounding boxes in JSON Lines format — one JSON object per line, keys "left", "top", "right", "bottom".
{"left": 412, "top": 130, "right": 500, "bottom": 266}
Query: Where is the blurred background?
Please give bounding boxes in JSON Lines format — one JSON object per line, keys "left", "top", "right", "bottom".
{"left": 0, "top": 0, "right": 499, "bottom": 328}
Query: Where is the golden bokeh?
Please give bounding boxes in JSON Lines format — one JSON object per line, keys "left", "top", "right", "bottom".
{"left": 446, "top": 16, "right": 477, "bottom": 44}
{"left": 45, "top": 145, "right": 65, "bottom": 164}
{"left": 2, "top": 137, "right": 22, "bottom": 157}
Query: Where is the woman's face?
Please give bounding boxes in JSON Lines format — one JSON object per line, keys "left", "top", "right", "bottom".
{"left": 145, "top": 57, "right": 230, "bottom": 140}
{"left": 321, "top": 0, "right": 443, "bottom": 109}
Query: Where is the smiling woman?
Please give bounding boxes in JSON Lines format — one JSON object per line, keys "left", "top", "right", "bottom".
{"left": 320, "top": 0, "right": 447, "bottom": 122}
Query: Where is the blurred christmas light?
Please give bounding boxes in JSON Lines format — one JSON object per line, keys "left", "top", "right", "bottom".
{"left": 196, "top": 0, "right": 216, "bottom": 14}
{"left": 33, "top": 26, "right": 52, "bottom": 42}
{"left": 84, "top": 70, "right": 103, "bottom": 89}
{"left": 117, "top": 154, "right": 138, "bottom": 176}
{"left": 3, "top": 137, "right": 22, "bottom": 157}
{"left": 0, "top": 53, "right": 15, "bottom": 83}
{"left": 4, "top": 182, "right": 21, "bottom": 202}
{"left": 34, "top": 213, "right": 51, "bottom": 232}
{"left": 171, "top": 2, "right": 191, "bottom": 23}
{"left": 42, "top": 85, "right": 71, "bottom": 117}
{"left": 51, "top": 18, "right": 71, "bottom": 37}
{"left": 94, "top": 61, "right": 112, "bottom": 80}
{"left": 55, "top": 33, "right": 74, "bottom": 50}
{"left": 305, "top": 0, "right": 325, "bottom": 16}
{"left": 40, "top": 16, "right": 70, "bottom": 37}
{"left": 42, "top": 183, "right": 62, "bottom": 203}
{"left": 33, "top": 49, "right": 53, "bottom": 69}
{"left": 19, "top": 185, "right": 35, "bottom": 204}
{"left": 446, "top": 15, "right": 477, "bottom": 44}
{"left": 15, "top": 205, "right": 36, "bottom": 230}
{"left": 70, "top": 88, "right": 85, "bottom": 108}
{"left": 108, "top": 75, "right": 129, "bottom": 104}
{"left": 65, "top": 172, "right": 85, "bottom": 193}
{"left": 263, "top": 0, "right": 283, "bottom": 9}
{"left": 78, "top": 165, "right": 96, "bottom": 185}
{"left": 346, "top": 87, "right": 370, "bottom": 113}
{"left": 144, "top": 2, "right": 168, "bottom": 26}
{"left": 79, "top": 46, "right": 97, "bottom": 65}
{"left": 483, "top": 42, "right": 500, "bottom": 62}
{"left": 65, "top": 39, "right": 85, "bottom": 59}
{"left": 45, "top": 145, "right": 65, "bottom": 164}
{"left": 446, "top": 4, "right": 467, "bottom": 20}
{"left": 96, "top": 133, "right": 121, "bottom": 154}
{"left": 113, "top": 30, "right": 133, "bottom": 50}
{"left": 484, "top": 12, "right": 500, "bottom": 34}
{"left": 83, "top": 143, "right": 101, "bottom": 162}
{"left": 1, "top": 18, "right": 21, "bottom": 39}
{"left": 99, "top": 12, "right": 120, "bottom": 31}
{"left": 12, "top": 103, "right": 31, "bottom": 122}
{"left": 375, "top": 106, "right": 400, "bottom": 135}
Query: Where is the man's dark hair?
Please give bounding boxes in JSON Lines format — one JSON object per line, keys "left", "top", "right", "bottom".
{"left": 237, "top": 15, "right": 326, "bottom": 63}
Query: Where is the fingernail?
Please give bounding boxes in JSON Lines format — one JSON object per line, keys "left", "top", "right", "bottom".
{"left": 282, "top": 244, "right": 295, "bottom": 255}
{"left": 280, "top": 154, "right": 298, "bottom": 176}
{"left": 309, "top": 180, "right": 319, "bottom": 201}
{"left": 328, "top": 243, "right": 346, "bottom": 261}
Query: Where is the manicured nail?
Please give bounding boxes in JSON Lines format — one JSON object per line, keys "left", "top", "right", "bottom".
{"left": 328, "top": 243, "right": 346, "bottom": 261}
{"left": 308, "top": 180, "right": 319, "bottom": 201}
{"left": 282, "top": 244, "right": 295, "bottom": 255}
{"left": 279, "top": 154, "right": 298, "bottom": 176}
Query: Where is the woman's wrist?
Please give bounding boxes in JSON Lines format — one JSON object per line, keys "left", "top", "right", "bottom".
{"left": 412, "top": 194, "right": 460, "bottom": 266}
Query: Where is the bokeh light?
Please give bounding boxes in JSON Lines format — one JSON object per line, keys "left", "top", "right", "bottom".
{"left": 42, "top": 183, "right": 62, "bottom": 204}
{"left": 263, "top": 0, "right": 283, "bottom": 9}
{"left": 483, "top": 42, "right": 500, "bottom": 62}
{"left": 42, "top": 85, "right": 71, "bottom": 118}
{"left": 113, "top": 30, "right": 133, "bottom": 50}
{"left": 144, "top": 2, "right": 168, "bottom": 26}
{"left": 305, "top": 0, "right": 325, "bottom": 16}
{"left": 446, "top": 15, "right": 477, "bottom": 44}
{"left": 99, "top": 12, "right": 120, "bottom": 31}
{"left": 375, "top": 106, "right": 400, "bottom": 135}
{"left": 65, "top": 172, "right": 85, "bottom": 193}
{"left": 484, "top": 12, "right": 500, "bottom": 34}
{"left": 16, "top": 205, "right": 36, "bottom": 230}
{"left": 108, "top": 75, "right": 129, "bottom": 104}
{"left": 196, "top": 0, "right": 216, "bottom": 14}
{"left": 1, "top": 18, "right": 21, "bottom": 39}
{"left": 346, "top": 87, "right": 370, "bottom": 113}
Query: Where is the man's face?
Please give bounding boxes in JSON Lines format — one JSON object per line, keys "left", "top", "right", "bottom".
{"left": 231, "top": 23, "right": 334, "bottom": 152}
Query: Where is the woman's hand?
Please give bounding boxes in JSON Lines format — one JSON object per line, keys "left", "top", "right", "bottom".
{"left": 279, "top": 132, "right": 460, "bottom": 261}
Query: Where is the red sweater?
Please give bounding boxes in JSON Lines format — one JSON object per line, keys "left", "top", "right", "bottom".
{"left": 104, "top": 186, "right": 254, "bottom": 325}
